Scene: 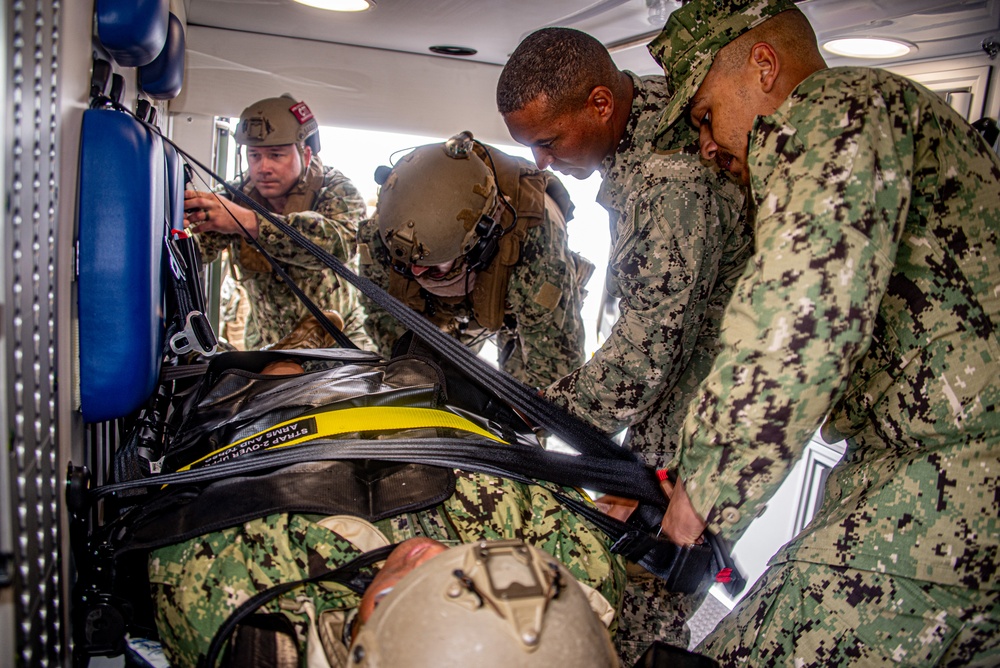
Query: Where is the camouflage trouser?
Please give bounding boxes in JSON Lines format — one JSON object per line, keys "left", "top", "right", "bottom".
{"left": 699, "top": 560, "right": 1000, "bottom": 667}
{"left": 615, "top": 566, "right": 706, "bottom": 667}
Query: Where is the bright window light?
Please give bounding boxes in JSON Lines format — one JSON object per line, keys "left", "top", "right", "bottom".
{"left": 293, "top": 0, "right": 373, "bottom": 11}
{"left": 822, "top": 38, "right": 914, "bottom": 59}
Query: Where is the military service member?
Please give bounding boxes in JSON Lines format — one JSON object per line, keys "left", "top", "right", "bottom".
{"left": 184, "top": 95, "right": 369, "bottom": 349}
{"left": 651, "top": 0, "right": 1000, "bottom": 664}
{"left": 497, "top": 28, "right": 749, "bottom": 661}
{"left": 357, "top": 132, "right": 593, "bottom": 389}
{"left": 147, "top": 357, "right": 625, "bottom": 667}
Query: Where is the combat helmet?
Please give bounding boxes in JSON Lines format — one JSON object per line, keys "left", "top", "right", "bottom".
{"left": 376, "top": 132, "right": 504, "bottom": 272}
{"left": 235, "top": 95, "right": 320, "bottom": 178}
{"left": 348, "top": 539, "right": 618, "bottom": 667}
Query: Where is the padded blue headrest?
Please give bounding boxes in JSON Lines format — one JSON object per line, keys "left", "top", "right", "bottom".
{"left": 77, "top": 109, "right": 166, "bottom": 423}
{"left": 139, "top": 13, "right": 185, "bottom": 100}
{"left": 97, "top": 0, "right": 169, "bottom": 67}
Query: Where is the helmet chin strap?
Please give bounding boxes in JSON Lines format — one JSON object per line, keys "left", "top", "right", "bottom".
{"left": 297, "top": 143, "right": 312, "bottom": 183}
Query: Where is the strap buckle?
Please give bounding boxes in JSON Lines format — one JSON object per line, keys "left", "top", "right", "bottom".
{"left": 169, "top": 311, "right": 218, "bottom": 356}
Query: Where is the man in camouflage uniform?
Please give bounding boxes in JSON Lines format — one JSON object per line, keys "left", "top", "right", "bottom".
{"left": 497, "top": 28, "right": 750, "bottom": 661}
{"left": 651, "top": 0, "right": 1000, "bottom": 664}
{"left": 358, "top": 133, "right": 592, "bottom": 389}
{"left": 184, "top": 95, "right": 369, "bottom": 349}
{"left": 150, "top": 474, "right": 625, "bottom": 667}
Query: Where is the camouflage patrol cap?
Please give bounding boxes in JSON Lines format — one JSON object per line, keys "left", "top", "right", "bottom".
{"left": 235, "top": 94, "right": 319, "bottom": 147}
{"left": 647, "top": 0, "right": 797, "bottom": 137}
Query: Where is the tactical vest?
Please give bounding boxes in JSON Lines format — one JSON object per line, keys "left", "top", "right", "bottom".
{"left": 236, "top": 155, "right": 326, "bottom": 275}
{"left": 388, "top": 146, "right": 574, "bottom": 331}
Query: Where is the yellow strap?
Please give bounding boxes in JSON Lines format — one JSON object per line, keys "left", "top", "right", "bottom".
{"left": 178, "top": 406, "right": 506, "bottom": 471}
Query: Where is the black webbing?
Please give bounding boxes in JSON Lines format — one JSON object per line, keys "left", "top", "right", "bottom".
{"left": 89, "top": 437, "right": 666, "bottom": 506}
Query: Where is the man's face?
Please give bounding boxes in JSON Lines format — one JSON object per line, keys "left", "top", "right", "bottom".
{"left": 688, "top": 63, "right": 761, "bottom": 187}
{"left": 503, "top": 95, "right": 610, "bottom": 180}
{"left": 356, "top": 537, "right": 448, "bottom": 630}
{"left": 246, "top": 144, "right": 309, "bottom": 199}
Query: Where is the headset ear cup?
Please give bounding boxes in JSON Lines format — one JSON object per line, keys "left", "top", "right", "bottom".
{"left": 466, "top": 216, "right": 502, "bottom": 271}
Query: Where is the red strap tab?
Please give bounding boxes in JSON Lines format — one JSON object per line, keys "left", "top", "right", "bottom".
{"left": 288, "top": 101, "right": 314, "bottom": 125}
{"left": 715, "top": 568, "right": 732, "bottom": 583}
{"left": 656, "top": 469, "right": 669, "bottom": 482}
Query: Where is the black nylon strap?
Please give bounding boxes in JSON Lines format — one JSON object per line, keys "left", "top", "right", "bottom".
{"left": 89, "top": 437, "right": 666, "bottom": 506}
{"left": 199, "top": 544, "right": 396, "bottom": 668}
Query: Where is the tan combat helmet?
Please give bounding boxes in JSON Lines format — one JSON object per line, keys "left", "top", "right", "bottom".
{"left": 348, "top": 539, "right": 619, "bottom": 667}
{"left": 376, "top": 132, "right": 503, "bottom": 271}
{"left": 234, "top": 95, "right": 319, "bottom": 178}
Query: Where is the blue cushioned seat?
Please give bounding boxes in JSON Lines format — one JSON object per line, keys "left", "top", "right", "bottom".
{"left": 77, "top": 109, "right": 166, "bottom": 422}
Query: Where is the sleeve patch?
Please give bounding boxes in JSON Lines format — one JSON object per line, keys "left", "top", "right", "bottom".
{"left": 533, "top": 281, "right": 561, "bottom": 311}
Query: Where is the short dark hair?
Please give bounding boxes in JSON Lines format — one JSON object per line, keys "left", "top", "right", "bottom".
{"left": 496, "top": 27, "right": 619, "bottom": 115}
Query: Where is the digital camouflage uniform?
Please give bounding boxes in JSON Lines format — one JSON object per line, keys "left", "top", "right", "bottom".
{"left": 197, "top": 156, "right": 369, "bottom": 349}
{"left": 149, "top": 472, "right": 627, "bottom": 667}
{"left": 652, "top": 20, "right": 1000, "bottom": 661}
{"left": 541, "top": 72, "right": 750, "bottom": 662}
{"left": 358, "top": 164, "right": 591, "bottom": 390}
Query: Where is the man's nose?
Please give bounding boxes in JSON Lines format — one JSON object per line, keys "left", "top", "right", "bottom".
{"left": 699, "top": 125, "right": 717, "bottom": 161}
{"left": 531, "top": 147, "right": 554, "bottom": 170}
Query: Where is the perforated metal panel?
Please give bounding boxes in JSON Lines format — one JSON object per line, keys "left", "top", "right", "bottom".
{"left": 3, "top": 0, "right": 63, "bottom": 664}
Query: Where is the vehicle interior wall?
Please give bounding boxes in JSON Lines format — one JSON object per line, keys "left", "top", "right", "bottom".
{"left": 169, "top": 25, "right": 514, "bottom": 152}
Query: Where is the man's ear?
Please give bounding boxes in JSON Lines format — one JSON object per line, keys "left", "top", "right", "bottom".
{"left": 750, "top": 42, "right": 780, "bottom": 93}
{"left": 588, "top": 86, "right": 615, "bottom": 122}
{"left": 302, "top": 145, "right": 313, "bottom": 167}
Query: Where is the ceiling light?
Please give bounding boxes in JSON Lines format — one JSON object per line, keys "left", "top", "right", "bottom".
{"left": 822, "top": 37, "right": 914, "bottom": 59}
{"left": 293, "top": 0, "right": 374, "bottom": 12}
{"left": 429, "top": 45, "right": 477, "bottom": 57}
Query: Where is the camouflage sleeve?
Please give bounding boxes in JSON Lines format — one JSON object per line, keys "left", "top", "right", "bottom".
{"left": 544, "top": 168, "right": 743, "bottom": 436}
{"left": 503, "top": 197, "right": 589, "bottom": 389}
{"left": 149, "top": 514, "right": 364, "bottom": 667}
{"left": 357, "top": 214, "right": 408, "bottom": 356}
{"left": 676, "top": 78, "right": 909, "bottom": 539}
{"left": 193, "top": 228, "right": 230, "bottom": 264}
{"left": 252, "top": 169, "right": 366, "bottom": 269}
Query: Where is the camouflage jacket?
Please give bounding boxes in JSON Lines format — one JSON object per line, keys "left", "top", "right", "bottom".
{"left": 197, "top": 158, "right": 369, "bottom": 349}
{"left": 358, "top": 192, "right": 591, "bottom": 390}
{"left": 149, "top": 473, "right": 626, "bottom": 667}
{"left": 543, "top": 73, "right": 749, "bottom": 467}
{"left": 674, "top": 68, "right": 1000, "bottom": 589}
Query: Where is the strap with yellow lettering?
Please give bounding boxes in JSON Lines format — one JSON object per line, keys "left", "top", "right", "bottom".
{"left": 178, "top": 406, "right": 506, "bottom": 471}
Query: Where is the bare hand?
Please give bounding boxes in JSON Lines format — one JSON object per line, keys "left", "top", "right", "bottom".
{"left": 593, "top": 494, "right": 639, "bottom": 522}
{"left": 659, "top": 476, "right": 708, "bottom": 547}
{"left": 183, "top": 189, "right": 259, "bottom": 238}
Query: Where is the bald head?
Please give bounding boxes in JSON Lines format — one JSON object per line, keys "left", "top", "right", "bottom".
{"left": 497, "top": 28, "right": 624, "bottom": 115}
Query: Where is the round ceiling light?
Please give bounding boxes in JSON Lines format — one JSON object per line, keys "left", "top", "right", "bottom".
{"left": 822, "top": 37, "right": 915, "bottom": 59}
{"left": 429, "top": 45, "right": 478, "bottom": 57}
{"left": 293, "top": 0, "right": 374, "bottom": 11}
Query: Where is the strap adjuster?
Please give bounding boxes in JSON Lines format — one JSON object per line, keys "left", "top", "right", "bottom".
{"left": 169, "top": 311, "right": 218, "bottom": 356}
